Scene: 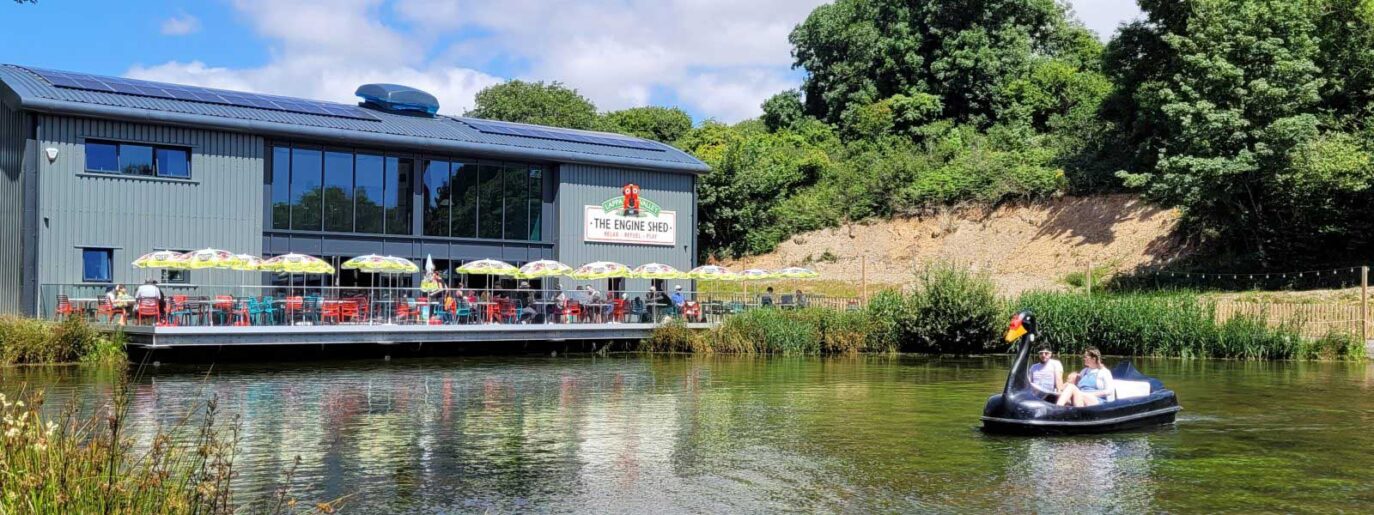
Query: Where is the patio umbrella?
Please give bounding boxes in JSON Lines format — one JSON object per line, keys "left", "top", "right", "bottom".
{"left": 776, "top": 267, "right": 820, "bottom": 279}
{"left": 131, "top": 250, "right": 191, "bottom": 283}
{"left": 631, "top": 263, "right": 686, "bottom": 280}
{"left": 230, "top": 254, "right": 263, "bottom": 296}
{"left": 178, "top": 248, "right": 243, "bottom": 270}
{"left": 261, "top": 253, "right": 335, "bottom": 299}
{"left": 456, "top": 259, "right": 519, "bottom": 298}
{"left": 688, "top": 265, "right": 739, "bottom": 281}
{"left": 738, "top": 268, "right": 777, "bottom": 301}
{"left": 570, "top": 261, "right": 630, "bottom": 280}
{"left": 517, "top": 259, "right": 573, "bottom": 278}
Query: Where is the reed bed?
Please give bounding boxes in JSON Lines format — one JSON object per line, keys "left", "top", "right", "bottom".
{"left": 0, "top": 316, "right": 125, "bottom": 365}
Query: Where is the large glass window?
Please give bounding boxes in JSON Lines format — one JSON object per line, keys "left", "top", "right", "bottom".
{"left": 323, "top": 151, "right": 355, "bottom": 232}
{"left": 290, "top": 148, "right": 323, "bottom": 231}
{"left": 354, "top": 154, "right": 385, "bottom": 234}
{"left": 502, "top": 164, "right": 528, "bottom": 240}
{"left": 85, "top": 142, "right": 119, "bottom": 173}
{"left": 385, "top": 157, "right": 413, "bottom": 235}
{"left": 528, "top": 167, "right": 543, "bottom": 241}
{"left": 81, "top": 248, "right": 112, "bottom": 283}
{"left": 422, "top": 159, "right": 451, "bottom": 236}
{"left": 477, "top": 163, "right": 503, "bottom": 239}
{"left": 451, "top": 161, "right": 478, "bottom": 238}
{"left": 119, "top": 144, "right": 154, "bottom": 176}
{"left": 271, "top": 147, "right": 291, "bottom": 230}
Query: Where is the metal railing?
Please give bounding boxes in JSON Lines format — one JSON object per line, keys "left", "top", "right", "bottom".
{"left": 39, "top": 284, "right": 863, "bottom": 328}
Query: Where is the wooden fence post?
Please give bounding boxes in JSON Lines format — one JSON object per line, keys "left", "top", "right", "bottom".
{"left": 861, "top": 257, "right": 868, "bottom": 304}
{"left": 1362, "top": 266, "right": 1368, "bottom": 342}
{"left": 1086, "top": 261, "right": 1093, "bottom": 296}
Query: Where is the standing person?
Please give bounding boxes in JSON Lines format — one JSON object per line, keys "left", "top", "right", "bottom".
{"left": 670, "top": 285, "right": 685, "bottom": 317}
{"left": 516, "top": 281, "right": 538, "bottom": 323}
{"left": 760, "top": 287, "right": 775, "bottom": 308}
{"left": 794, "top": 289, "right": 807, "bottom": 308}
{"left": 1057, "top": 346, "right": 1114, "bottom": 407}
{"left": 1028, "top": 345, "right": 1064, "bottom": 398}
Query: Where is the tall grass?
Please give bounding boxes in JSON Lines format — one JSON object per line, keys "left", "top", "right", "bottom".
{"left": 1015, "top": 291, "right": 1365, "bottom": 360}
{"left": 644, "top": 308, "right": 873, "bottom": 355}
{"left": 0, "top": 317, "right": 125, "bottom": 365}
{"left": 0, "top": 380, "right": 336, "bottom": 513}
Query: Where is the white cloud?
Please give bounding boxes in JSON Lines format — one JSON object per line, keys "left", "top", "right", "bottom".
{"left": 1067, "top": 0, "right": 1143, "bottom": 41}
{"left": 129, "top": 0, "right": 501, "bottom": 115}
{"left": 160, "top": 13, "right": 201, "bottom": 36}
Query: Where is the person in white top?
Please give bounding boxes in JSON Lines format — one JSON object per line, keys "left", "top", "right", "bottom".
{"left": 1027, "top": 345, "right": 1064, "bottom": 398}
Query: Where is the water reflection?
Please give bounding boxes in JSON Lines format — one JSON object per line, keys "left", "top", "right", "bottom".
{"left": 1000, "top": 436, "right": 1157, "bottom": 513}
{"left": 5, "top": 356, "right": 1374, "bottom": 512}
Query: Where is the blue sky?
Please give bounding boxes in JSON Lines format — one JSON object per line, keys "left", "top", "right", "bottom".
{"left": 0, "top": 0, "right": 1142, "bottom": 123}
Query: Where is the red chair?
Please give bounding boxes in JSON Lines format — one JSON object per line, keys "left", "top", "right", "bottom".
{"left": 611, "top": 298, "right": 627, "bottom": 322}
{"left": 135, "top": 298, "right": 161, "bottom": 325}
{"left": 213, "top": 295, "right": 235, "bottom": 324}
{"left": 340, "top": 301, "right": 360, "bottom": 323}
{"left": 394, "top": 300, "right": 414, "bottom": 324}
{"left": 320, "top": 302, "right": 341, "bottom": 325}
{"left": 685, "top": 302, "right": 703, "bottom": 322}
{"left": 96, "top": 298, "right": 124, "bottom": 325}
{"left": 55, "top": 294, "right": 76, "bottom": 319}
{"left": 285, "top": 296, "right": 304, "bottom": 323}
{"left": 561, "top": 302, "right": 582, "bottom": 324}
{"left": 500, "top": 299, "right": 519, "bottom": 324}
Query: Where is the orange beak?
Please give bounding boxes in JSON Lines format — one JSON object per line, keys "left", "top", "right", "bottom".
{"left": 1005, "top": 314, "right": 1027, "bottom": 343}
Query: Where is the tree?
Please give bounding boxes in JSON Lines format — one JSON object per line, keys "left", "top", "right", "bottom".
{"left": 600, "top": 106, "right": 693, "bottom": 143}
{"left": 464, "top": 80, "right": 600, "bottom": 130}
{"left": 761, "top": 90, "right": 806, "bottom": 132}
{"left": 1106, "top": 0, "right": 1374, "bottom": 264}
{"left": 789, "top": 0, "right": 1099, "bottom": 131}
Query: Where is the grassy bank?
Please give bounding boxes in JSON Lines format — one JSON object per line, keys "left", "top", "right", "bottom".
{"left": 0, "top": 317, "right": 125, "bottom": 365}
{"left": 652, "top": 266, "right": 1366, "bottom": 360}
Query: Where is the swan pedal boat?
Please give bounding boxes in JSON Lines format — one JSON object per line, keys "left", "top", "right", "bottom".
{"left": 981, "top": 311, "right": 1181, "bottom": 436}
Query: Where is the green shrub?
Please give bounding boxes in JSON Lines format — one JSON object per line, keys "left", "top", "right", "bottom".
{"left": 1299, "top": 330, "right": 1366, "bottom": 361}
{"left": 643, "top": 320, "right": 703, "bottom": 353}
{"left": 905, "top": 264, "right": 1001, "bottom": 354}
{"left": 0, "top": 316, "right": 125, "bottom": 365}
{"left": 863, "top": 289, "right": 909, "bottom": 353}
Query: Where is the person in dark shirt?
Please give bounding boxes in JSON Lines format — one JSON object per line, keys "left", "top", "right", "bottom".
{"left": 760, "top": 287, "right": 775, "bottom": 308}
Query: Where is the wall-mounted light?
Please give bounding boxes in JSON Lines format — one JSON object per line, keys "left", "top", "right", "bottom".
{"left": 44, "top": 147, "right": 58, "bottom": 163}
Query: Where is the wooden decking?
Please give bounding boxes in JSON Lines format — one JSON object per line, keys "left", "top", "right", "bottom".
{"left": 109, "top": 322, "right": 715, "bottom": 348}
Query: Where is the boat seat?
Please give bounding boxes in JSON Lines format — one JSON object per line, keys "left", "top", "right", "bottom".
{"left": 1114, "top": 380, "right": 1152, "bottom": 401}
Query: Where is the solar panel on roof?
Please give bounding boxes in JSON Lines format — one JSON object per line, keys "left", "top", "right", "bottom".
{"left": 24, "top": 67, "right": 380, "bottom": 122}
{"left": 461, "top": 119, "right": 665, "bottom": 152}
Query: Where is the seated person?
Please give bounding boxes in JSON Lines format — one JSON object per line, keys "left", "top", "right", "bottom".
{"left": 1056, "top": 346, "right": 1114, "bottom": 408}
{"left": 1028, "top": 345, "right": 1064, "bottom": 398}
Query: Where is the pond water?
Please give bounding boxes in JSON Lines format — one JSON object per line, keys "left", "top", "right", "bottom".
{"left": 6, "top": 355, "right": 1374, "bottom": 513}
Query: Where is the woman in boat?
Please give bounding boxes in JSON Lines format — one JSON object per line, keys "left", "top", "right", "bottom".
{"left": 1056, "top": 346, "right": 1114, "bottom": 407}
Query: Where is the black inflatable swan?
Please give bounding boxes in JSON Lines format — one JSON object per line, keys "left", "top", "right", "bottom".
{"left": 981, "top": 310, "right": 1181, "bottom": 436}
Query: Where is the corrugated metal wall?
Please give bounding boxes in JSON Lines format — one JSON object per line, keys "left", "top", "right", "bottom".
{"left": 37, "top": 114, "right": 264, "bottom": 287}
{"left": 556, "top": 163, "right": 695, "bottom": 292}
{"left": 0, "top": 103, "right": 24, "bottom": 314}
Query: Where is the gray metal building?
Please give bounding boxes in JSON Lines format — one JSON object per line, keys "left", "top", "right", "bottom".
{"left": 0, "top": 65, "right": 707, "bottom": 315}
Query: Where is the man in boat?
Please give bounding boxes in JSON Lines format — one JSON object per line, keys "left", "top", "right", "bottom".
{"left": 1028, "top": 344, "right": 1064, "bottom": 399}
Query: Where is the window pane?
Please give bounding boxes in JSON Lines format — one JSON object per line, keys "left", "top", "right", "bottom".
{"left": 119, "top": 144, "right": 154, "bottom": 176}
{"left": 323, "top": 151, "right": 355, "bottom": 232}
{"left": 354, "top": 154, "right": 384, "bottom": 234}
{"left": 451, "top": 161, "right": 477, "bottom": 238}
{"left": 477, "top": 163, "right": 503, "bottom": 239}
{"left": 161, "top": 269, "right": 189, "bottom": 284}
{"left": 290, "top": 148, "right": 323, "bottom": 231}
{"left": 271, "top": 147, "right": 291, "bottom": 230}
{"left": 528, "top": 167, "right": 543, "bottom": 241}
{"left": 422, "top": 159, "right": 450, "bottom": 236}
{"left": 155, "top": 148, "right": 190, "bottom": 178}
{"left": 86, "top": 142, "right": 119, "bottom": 173}
{"left": 503, "top": 164, "right": 527, "bottom": 240}
{"left": 81, "top": 249, "right": 112, "bottom": 282}
{"left": 385, "top": 157, "right": 413, "bottom": 235}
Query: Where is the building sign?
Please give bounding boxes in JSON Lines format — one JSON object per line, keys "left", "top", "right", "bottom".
{"left": 584, "top": 184, "right": 677, "bottom": 246}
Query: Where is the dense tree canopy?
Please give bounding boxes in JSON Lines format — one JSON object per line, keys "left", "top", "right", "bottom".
{"left": 600, "top": 107, "right": 693, "bottom": 143}
{"left": 465, "top": 80, "right": 601, "bottom": 130}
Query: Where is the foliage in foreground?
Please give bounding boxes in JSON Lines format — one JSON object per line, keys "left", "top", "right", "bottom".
{"left": 0, "top": 382, "right": 335, "bottom": 514}
{"left": 1015, "top": 291, "right": 1366, "bottom": 361}
{"left": 0, "top": 316, "right": 125, "bottom": 365}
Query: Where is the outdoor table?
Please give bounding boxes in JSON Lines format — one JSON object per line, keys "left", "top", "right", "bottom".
{"left": 583, "top": 302, "right": 610, "bottom": 323}
{"left": 534, "top": 301, "right": 560, "bottom": 323}
{"left": 472, "top": 301, "right": 499, "bottom": 323}
{"left": 68, "top": 298, "right": 101, "bottom": 319}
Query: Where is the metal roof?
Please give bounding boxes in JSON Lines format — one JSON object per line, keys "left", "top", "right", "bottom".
{"left": 0, "top": 65, "right": 709, "bottom": 174}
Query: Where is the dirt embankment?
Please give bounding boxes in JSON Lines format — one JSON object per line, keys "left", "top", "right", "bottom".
{"left": 723, "top": 195, "right": 1190, "bottom": 296}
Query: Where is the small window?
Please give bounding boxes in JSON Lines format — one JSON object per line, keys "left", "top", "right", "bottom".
{"left": 86, "top": 142, "right": 119, "bottom": 173}
{"left": 81, "top": 248, "right": 113, "bottom": 283}
{"left": 85, "top": 140, "right": 193, "bottom": 179}
{"left": 156, "top": 148, "right": 190, "bottom": 178}
{"left": 161, "top": 269, "right": 189, "bottom": 284}
{"left": 120, "top": 144, "right": 154, "bottom": 176}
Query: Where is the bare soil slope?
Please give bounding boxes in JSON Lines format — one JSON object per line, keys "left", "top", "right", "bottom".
{"left": 724, "top": 195, "right": 1189, "bottom": 296}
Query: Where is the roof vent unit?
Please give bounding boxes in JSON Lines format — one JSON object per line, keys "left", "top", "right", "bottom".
{"left": 355, "top": 83, "right": 439, "bottom": 117}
